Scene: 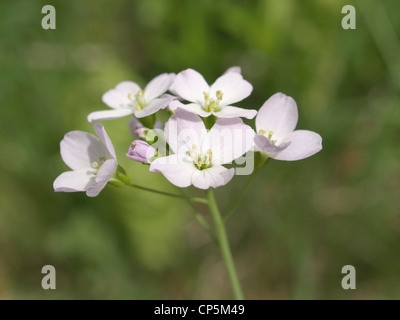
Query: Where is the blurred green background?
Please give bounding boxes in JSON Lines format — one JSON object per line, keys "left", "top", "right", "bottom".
{"left": 0, "top": 0, "right": 399, "bottom": 299}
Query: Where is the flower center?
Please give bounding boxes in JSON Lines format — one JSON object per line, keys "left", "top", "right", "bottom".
{"left": 259, "top": 130, "right": 278, "bottom": 145}
{"left": 203, "top": 90, "right": 224, "bottom": 112}
{"left": 91, "top": 157, "right": 107, "bottom": 174}
{"left": 188, "top": 145, "right": 213, "bottom": 170}
{"left": 128, "top": 90, "right": 147, "bottom": 111}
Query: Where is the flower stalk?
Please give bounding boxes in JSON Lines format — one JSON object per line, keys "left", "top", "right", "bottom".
{"left": 207, "top": 189, "right": 244, "bottom": 300}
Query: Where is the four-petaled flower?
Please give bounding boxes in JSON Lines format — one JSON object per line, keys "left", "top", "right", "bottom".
{"left": 150, "top": 109, "right": 255, "bottom": 189}
{"left": 88, "top": 73, "right": 176, "bottom": 122}
{"left": 169, "top": 68, "right": 257, "bottom": 119}
{"left": 254, "top": 93, "right": 322, "bottom": 161}
{"left": 53, "top": 124, "right": 118, "bottom": 197}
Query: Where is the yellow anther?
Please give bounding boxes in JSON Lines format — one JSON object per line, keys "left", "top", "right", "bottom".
{"left": 132, "top": 142, "right": 136, "bottom": 146}
{"left": 203, "top": 91, "right": 210, "bottom": 102}
{"left": 268, "top": 131, "right": 274, "bottom": 140}
{"left": 259, "top": 129, "right": 266, "bottom": 135}
{"left": 92, "top": 161, "right": 99, "bottom": 169}
{"left": 216, "top": 90, "right": 223, "bottom": 101}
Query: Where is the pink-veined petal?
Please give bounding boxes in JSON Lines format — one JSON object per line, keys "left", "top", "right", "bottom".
{"left": 53, "top": 170, "right": 95, "bottom": 193}
{"left": 93, "top": 124, "right": 117, "bottom": 159}
{"left": 210, "top": 72, "right": 252, "bottom": 106}
{"left": 272, "top": 130, "right": 322, "bottom": 161}
{"left": 202, "top": 118, "right": 255, "bottom": 165}
{"left": 86, "top": 159, "right": 118, "bottom": 197}
{"left": 170, "top": 69, "right": 209, "bottom": 104}
{"left": 150, "top": 155, "right": 196, "bottom": 188}
{"left": 87, "top": 109, "right": 133, "bottom": 123}
{"left": 256, "top": 93, "right": 299, "bottom": 136}
{"left": 60, "top": 131, "right": 105, "bottom": 170}
{"left": 192, "top": 166, "right": 234, "bottom": 189}
{"left": 214, "top": 106, "right": 257, "bottom": 119}
{"left": 164, "top": 109, "right": 207, "bottom": 154}
{"left": 144, "top": 73, "right": 176, "bottom": 102}
{"left": 134, "top": 96, "right": 174, "bottom": 118}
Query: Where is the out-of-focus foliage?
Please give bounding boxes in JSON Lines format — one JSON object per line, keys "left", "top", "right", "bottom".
{"left": 0, "top": 0, "right": 399, "bottom": 299}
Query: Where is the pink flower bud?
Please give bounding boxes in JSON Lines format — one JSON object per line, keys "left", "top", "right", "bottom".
{"left": 134, "top": 127, "right": 147, "bottom": 139}
{"left": 126, "top": 140, "right": 156, "bottom": 164}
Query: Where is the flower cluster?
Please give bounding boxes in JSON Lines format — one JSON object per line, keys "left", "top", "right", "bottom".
{"left": 54, "top": 67, "right": 322, "bottom": 196}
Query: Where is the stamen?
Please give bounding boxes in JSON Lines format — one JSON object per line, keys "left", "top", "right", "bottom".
{"left": 268, "top": 131, "right": 274, "bottom": 140}
{"left": 202, "top": 90, "right": 224, "bottom": 112}
{"left": 92, "top": 161, "right": 99, "bottom": 169}
{"left": 259, "top": 129, "right": 266, "bottom": 135}
{"left": 134, "top": 90, "right": 146, "bottom": 110}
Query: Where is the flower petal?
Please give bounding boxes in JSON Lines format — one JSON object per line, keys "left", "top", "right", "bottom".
{"left": 192, "top": 166, "right": 234, "bottom": 189}
{"left": 255, "top": 93, "right": 298, "bottom": 136}
{"left": 53, "top": 170, "right": 95, "bottom": 193}
{"left": 214, "top": 106, "right": 257, "bottom": 119}
{"left": 150, "top": 155, "right": 196, "bottom": 188}
{"left": 134, "top": 96, "right": 174, "bottom": 118}
{"left": 254, "top": 134, "right": 290, "bottom": 155}
{"left": 210, "top": 72, "right": 253, "bottom": 106}
{"left": 224, "top": 66, "right": 241, "bottom": 74}
{"left": 87, "top": 109, "right": 133, "bottom": 123}
{"left": 60, "top": 131, "right": 105, "bottom": 170}
{"left": 164, "top": 109, "right": 207, "bottom": 154}
{"left": 202, "top": 118, "right": 255, "bottom": 165}
{"left": 169, "top": 101, "right": 211, "bottom": 117}
{"left": 101, "top": 90, "right": 130, "bottom": 110}
{"left": 272, "top": 130, "right": 322, "bottom": 161}
{"left": 93, "top": 124, "right": 117, "bottom": 159}
{"left": 86, "top": 159, "right": 118, "bottom": 197}
{"left": 114, "top": 81, "right": 142, "bottom": 98}
{"left": 170, "top": 69, "right": 209, "bottom": 104}
{"left": 144, "top": 73, "right": 176, "bottom": 102}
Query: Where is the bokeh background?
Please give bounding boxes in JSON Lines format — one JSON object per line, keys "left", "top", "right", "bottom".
{"left": 0, "top": 0, "right": 399, "bottom": 299}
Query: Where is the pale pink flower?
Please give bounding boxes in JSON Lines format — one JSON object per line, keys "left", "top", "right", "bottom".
{"left": 150, "top": 109, "right": 255, "bottom": 189}
{"left": 254, "top": 93, "right": 322, "bottom": 161}
{"left": 169, "top": 68, "right": 257, "bottom": 119}
{"left": 53, "top": 124, "right": 118, "bottom": 197}
{"left": 88, "top": 73, "right": 176, "bottom": 122}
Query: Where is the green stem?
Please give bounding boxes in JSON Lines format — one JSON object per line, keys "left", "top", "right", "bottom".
{"left": 206, "top": 189, "right": 244, "bottom": 300}
{"left": 128, "top": 183, "right": 207, "bottom": 204}
{"left": 178, "top": 189, "right": 216, "bottom": 242}
{"left": 224, "top": 169, "right": 258, "bottom": 222}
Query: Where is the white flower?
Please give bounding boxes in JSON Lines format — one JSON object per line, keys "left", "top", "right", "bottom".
{"left": 169, "top": 68, "right": 257, "bottom": 119}
{"left": 254, "top": 93, "right": 322, "bottom": 161}
{"left": 88, "top": 73, "right": 176, "bottom": 122}
{"left": 150, "top": 109, "right": 255, "bottom": 189}
{"left": 53, "top": 124, "right": 118, "bottom": 197}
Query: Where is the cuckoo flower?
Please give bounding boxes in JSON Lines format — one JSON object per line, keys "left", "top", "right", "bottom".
{"left": 53, "top": 124, "right": 118, "bottom": 197}
{"left": 88, "top": 73, "right": 176, "bottom": 122}
{"left": 150, "top": 109, "right": 255, "bottom": 189}
{"left": 169, "top": 68, "right": 257, "bottom": 119}
{"left": 254, "top": 93, "right": 322, "bottom": 161}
